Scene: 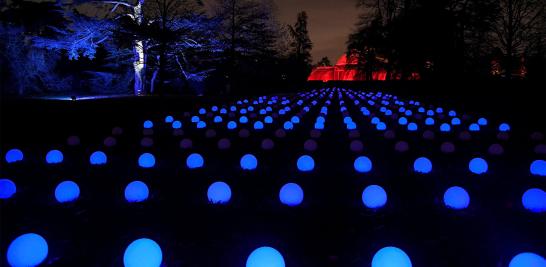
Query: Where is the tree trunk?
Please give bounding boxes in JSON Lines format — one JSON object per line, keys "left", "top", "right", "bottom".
{"left": 132, "top": 0, "right": 147, "bottom": 95}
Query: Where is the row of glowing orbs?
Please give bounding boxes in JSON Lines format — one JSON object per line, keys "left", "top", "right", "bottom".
{"left": 6, "top": 233, "right": 545, "bottom": 267}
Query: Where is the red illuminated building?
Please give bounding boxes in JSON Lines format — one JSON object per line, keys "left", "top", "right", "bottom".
{"left": 308, "top": 53, "right": 387, "bottom": 82}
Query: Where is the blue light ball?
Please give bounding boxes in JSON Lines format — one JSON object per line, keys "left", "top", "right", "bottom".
{"left": 440, "top": 123, "right": 451, "bottom": 132}
{"left": 376, "top": 122, "right": 386, "bottom": 131}
{"left": 143, "top": 120, "right": 153, "bottom": 129}
{"left": 214, "top": 116, "right": 223, "bottom": 123}
{"left": 413, "top": 157, "right": 432, "bottom": 174}
{"left": 509, "top": 252, "right": 546, "bottom": 267}
{"left": 372, "top": 246, "right": 412, "bottom": 267}
{"left": 451, "top": 118, "right": 461, "bottom": 125}
{"left": 443, "top": 186, "right": 470, "bottom": 210}
{"left": 55, "top": 181, "right": 80, "bottom": 203}
{"left": 297, "top": 155, "right": 315, "bottom": 172}
{"left": 239, "top": 116, "right": 249, "bottom": 124}
{"left": 5, "top": 148, "right": 23, "bottom": 163}
{"left": 0, "top": 178, "right": 16, "bottom": 199}
{"left": 362, "top": 185, "right": 387, "bottom": 209}
{"left": 138, "top": 153, "right": 155, "bottom": 168}
{"left": 7, "top": 233, "right": 48, "bottom": 267}
{"left": 522, "top": 188, "right": 546, "bottom": 213}
{"left": 207, "top": 181, "right": 232, "bottom": 204}
{"left": 283, "top": 121, "right": 294, "bottom": 130}
{"left": 172, "top": 121, "right": 182, "bottom": 129}
{"left": 407, "top": 123, "right": 418, "bottom": 131}
{"left": 196, "top": 121, "right": 207, "bottom": 129}
{"left": 469, "top": 123, "right": 480, "bottom": 131}
{"left": 469, "top": 157, "right": 488, "bottom": 174}
{"left": 478, "top": 117, "right": 488, "bottom": 126}
{"left": 354, "top": 156, "right": 373, "bottom": 173}
{"left": 186, "top": 153, "right": 204, "bottom": 169}
{"left": 165, "top": 116, "right": 174, "bottom": 123}
{"left": 499, "top": 123, "right": 511, "bottom": 132}
{"left": 241, "top": 154, "right": 258, "bottom": 170}
{"left": 125, "top": 181, "right": 149, "bottom": 203}
{"left": 246, "top": 246, "right": 285, "bottom": 267}
{"left": 530, "top": 160, "right": 546, "bottom": 176}
{"left": 227, "top": 121, "right": 237, "bottom": 130}
{"left": 264, "top": 116, "right": 273, "bottom": 124}
{"left": 254, "top": 121, "right": 264, "bottom": 130}
{"left": 124, "top": 238, "right": 162, "bottom": 267}
{"left": 425, "top": 118, "right": 435, "bottom": 125}
{"left": 46, "top": 150, "right": 63, "bottom": 164}
{"left": 279, "top": 183, "right": 304, "bottom": 206}
{"left": 398, "top": 117, "right": 408, "bottom": 125}
{"left": 90, "top": 151, "right": 107, "bottom": 165}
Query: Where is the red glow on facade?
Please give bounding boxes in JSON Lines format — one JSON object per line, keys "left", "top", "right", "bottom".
{"left": 308, "top": 54, "right": 387, "bottom": 81}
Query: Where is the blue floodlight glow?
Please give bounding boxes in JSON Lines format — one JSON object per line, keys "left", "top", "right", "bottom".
{"left": 138, "top": 153, "right": 155, "bottom": 168}
{"left": 45, "top": 150, "right": 63, "bottom": 164}
{"left": 54, "top": 181, "right": 80, "bottom": 203}
{"left": 440, "top": 123, "right": 451, "bottom": 132}
{"left": 214, "top": 116, "right": 223, "bottom": 123}
{"left": 509, "top": 252, "right": 546, "bottom": 267}
{"left": 451, "top": 118, "right": 461, "bottom": 125}
{"left": 283, "top": 121, "right": 294, "bottom": 130}
{"left": 172, "top": 121, "right": 182, "bottom": 129}
{"left": 372, "top": 246, "right": 412, "bottom": 267}
{"left": 254, "top": 121, "right": 264, "bottom": 130}
{"left": 90, "top": 151, "right": 107, "bottom": 165}
{"left": 264, "top": 116, "right": 273, "bottom": 124}
{"left": 239, "top": 116, "right": 249, "bottom": 124}
{"left": 207, "top": 181, "right": 232, "bottom": 204}
{"left": 425, "top": 118, "right": 435, "bottom": 125}
{"left": 124, "top": 238, "right": 162, "bottom": 267}
{"left": 186, "top": 153, "right": 204, "bottom": 169}
{"left": 478, "top": 117, "right": 488, "bottom": 126}
{"left": 398, "top": 117, "right": 408, "bottom": 125}
{"left": 499, "top": 123, "right": 511, "bottom": 132}
{"left": 297, "top": 155, "right": 315, "bottom": 172}
{"left": 241, "top": 154, "right": 258, "bottom": 170}
{"left": 143, "top": 120, "right": 153, "bottom": 129}
{"left": 125, "top": 181, "right": 149, "bottom": 203}
{"left": 227, "top": 121, "right": 237, "bottom": 130}
{"left": 414, "top": 157, "right": 432, "bottom": 173}
{"left": 469, "top": 157, "right": 488, "bottom": 174}
{"left": 362, "top": 185, "right": 387, "bottom": 209}
{"left": 279, "top": 183, "right": 304, "bottom": 206}
{"left": 165, "top": 116, "right": 174, "bottom": 123}
{"left": 354, "top": 156, "right": 373, "bottom": 173}
{"left": 443, "top": 186, "right": 470, "bottom": 210}
{"left": 7, "top": 233, "right": 48, "bottom": 267}
{"left": 5, "top": 148, "right": 23, "bottom": 163}
{"left": 469, "top": 123, "right": 480, "bottom": 131}
{"left": 0, "top": 179, "right": 16, "bottom": 199}
{"left": 522, "top": 188, "right": 546, "bottom": 213}
{"left": 407, "top": 123, "right": 418, "bottom": 131}
{"left": 530, "top": 160, "right": 546, "bottom": 176}
{"left": 246, "top": 246, "right": 285, "bottom": 267}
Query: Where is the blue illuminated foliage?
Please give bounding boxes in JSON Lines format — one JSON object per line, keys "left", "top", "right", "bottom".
{"left": 279, "top": 183, "right": 304, "bottom": 206}
{"left": 7, "top": 233, "right": 48, "bottom": 267}
{"left": 124, "top": 238, "right": 162, "bottom": 267}
{"left": 246, "top": 247, "right": 285, "bottom": 267}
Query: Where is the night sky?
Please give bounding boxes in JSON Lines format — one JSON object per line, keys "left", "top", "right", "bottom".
{"left": 275, "top": 0, "right": 360, "bottom": 64}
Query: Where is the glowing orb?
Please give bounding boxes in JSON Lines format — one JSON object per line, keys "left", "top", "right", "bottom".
{"left": 165, "top": 116, "right": 174, "bottom": 123}
{"left": 469, "top": 123, "right": 480, "bottom": 131}
{"left": 246, "top": 246, "right": 285, "bottom": 267}
{"left": 214, "top": 116, "right": 223, "bottom": 123}
{"left": 239, "top": 116, "right": 249, "bottom": 123}
{"left": 0, "top": 178, "right": 16, "bottom": 199}
{"left": 413, "top": 157, "right": 432, "bottom": 173}
{"left": 522, "top": 188, "right": 546, "bottom": 213}
{"left": 207, "top": 181, "right": 231, "bottom": 204}
{"left": 46, "top": 150, "right": 63, "bottom": 164}
{"left": 425, "top": 118, "right": 435, "bottom": 125}
{"left": 199, "top": 108, "right": 206, "bottom": 114}
{"left": 509, "top": 252, "right": 546, "bottom": 267}
{"left": 469, "top": 157, "right": 488, "bottom": 174}
{"left": 283, "top": 121, "right": 294, "bottom": 130}
{"left": 407, "top": 123, "right": 418, "bottom": 131}
{"left": 138, "top": 153, "right": 155, "bottom": 168}
{"left": 186, "top": 153, "right": 204, "bottom": 169}
{"left": 398, "top": 117, "right": 408, "bottom": 125}
{"left": 241, "top": 154, "right": 258, "bottom": 170}
{"left": 443, "top": 186, "right": 470, "bottom": 210}
{"left": 354, "top": 156, "right": 373, "bottom": 173}
{"left": 191, "top": 116, "right": 200, "bottom": 122}
{"left": 362, "top": 185, "right": 387, "bottom": 209}
{"left": 291, "top": 116, "right": 300, "bottom": 123}
{"left": 55, "top": 181, "right": 80, "bottom": 203}
{"left": 478, "top": 117, "right": 488, "bottom": 126}
{"left": 7, "top": 233, "right": 48, "bottom": 267}
{"left": 530, "top": 160, "right": 546, "bottom": 176}
{"left": 90, "top": 151, "right": 107, "bottom": 165}
{"left": 254, "top": 121, "right": 264, "bottom": 130}
{"left": 297, "top": 155, "right": 315, "bottom": 172}
{"left": 197, "top": 121, "right": 207, "bottom": 129}
{"left": 125, "top": 181, "right": 149, "bottom": 203}
{"left": 227, "top": 121, "right": 237, "bottom": 130}
{"left": 279, "top": 183, "right": 304, "bottom": 206}
{"left": 124, "top": 238, "right": 162, "bottom": 267}
{"left": 372, "top": 246, "right": 412, "bottom": 267}
{"left": 143, "top": 120, "right": 153, "bottom": 129}
{"left": 440, "top": 123, "right": 451, "bottom": 132}
{"left": 172, "top": 121, "right": 182, "bottom": 129}
{"left": 499, "top": 123, "right": 511, "bottom": 132}
{"left": 451, "top": 118, "right": 461, "bottom": 125}
{"left": 265, "top": 116, "right": 273, "bottom": 124}
{"left": 376, "top": 122, "right": 386, "bottom": 131}
{"left": 5, "top": 149, "right": 23, "bottom": 163}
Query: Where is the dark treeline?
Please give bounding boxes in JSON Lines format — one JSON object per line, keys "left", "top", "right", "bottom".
{"left": 0, "top": 0, "right": 313, "bottom": 96}
{"left": 347, "top": 0, "right": 546, "bottom": 81}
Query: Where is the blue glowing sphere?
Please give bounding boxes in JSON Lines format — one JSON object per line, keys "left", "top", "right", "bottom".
{"left": 414, "top": 157, "right": 432, "bottom": 173}
{"left": 451, "top": 118, "right": 461, "bottom": 125}
{"left": 440, "top": 123, "right": 451, "bottom": 132}
{"left": 264, "top": 116, "right": 273, "bottom": 124}
{"left": 239, "top": 116, "right": 249, "bottom": 123}
{"left": 214, "top": 116, "right": 223, "bottom": 123}
{"left": 469, "top": 123, "right": 480, "bottom": 131}
{"left": 138, "top": 153, "right": 155, "bottom": 168}
{"left": 191, "top": 116, "right": 200, "bottom": 122}
{"left": 407, "top": 123, "right": 418, "bottom": 131}
{"left": 362, "top": 185, "right": 387, "bottom": 209}
{"left": 530, "top": 160, "right": 546, "bottom": 176}
{"left": 499, "top": 123, "right": 511, "bottom": 132}
{"left": 199, "top": 108, "right": 206, "bottom": 114}
{"left": 443, "top": 186, "right": 470, "bottom": 210}
{"left": 46, "top": 150, "right": 63, "bottom": 164}
{"left": 398, "top": 117, "right": 408, "bottom": 125}
{"left": 425, "top": 118, "right": 435, "bottom": 125}
{"left": 522, "top": 188, "right": 546, "bottom": 213}
{"left": 315, "top": 122, "right": 324, "bottom": 130}
{"left": 227, "top": 121, "right": 237, "bottom": 130}
{"left": 283, "top": 121, "right": 294, "bottom": 130}
{"left": 297, "top": 155, "right": 315, "bottom": 172}
{"left": 347, "top": 122, "right": 357, "bottom": 130}
{"left": 207, "top": 181, "right": 231, "bottom": 204}
{"left": 448, "top": 110, "right": 456, "bottom": 117}
{"left": 172, "top": 121, "right": 182, "bottom": 129}
{"left": 279, "top": 183, "right": 304, "bottom": 206}
{"left": 405, "top": 110, "right": 413, "bottom": 116}
{"left": 90, "top": 151, "right": 107, "bottom": 165}
{"left": 165, "top": 115, "right": 174, "bottom": 123}
{"left": 125, "top": 181, "right": 149, "bottom": 203}
{"left": 55, "top": 181, "right": 80, "bottom": 203}
{"left": 0, "top": 178, "right": 16, "bottom": 199}
{"left": 196, "top": 121, "right": 207, "bottom": 129}
{"left": 254, "top": 121, "right": 264, "bottom": 130}
{"left": 371, "top": 117, "right": 380, "bottom": 124}
{"left": 478, "top": 117, "right": 488, "bottom": 126}
{"left": 469, "top": 157, "right": 488, "bottom": 174}
{"left": 246, "top": 246, "right": 285, "bottom": 267}
{"left": 291, "top": 116, "right": 300, "bottom": 124}
{"left": 241, "top": 154, "right": 258, "bottom": 170}
{"left": 186, "top": 153, "right": 204, "bottom": 169}
{"left": 143, "top": 120, "right": 153, "bottom": 129}
{"left": 5, "top": 148, "right": 23, "bottom": 163}
{"left": 372, "top": 246, "right": 412, "bottom": 267}
{"left": 509, "top": 252, "right": 546, "bottom": 267}
{"left": 7, "top": 233, "right": 48, "bottom": 267}
{"left": 427, "top": 110, "right": 434, "bottom": 116}
{"left": 354, "top": 156, "right": 373, "bottom": 173}
{"left": 124, "top": 238, "right": 162, "bottom": 267}
{"left": 376, "top": 122, "right": 386, "bottom": 131}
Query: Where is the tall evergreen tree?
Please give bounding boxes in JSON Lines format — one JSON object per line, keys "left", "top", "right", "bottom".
{"left": 288, "top": 11, "right": 312, "bottom": 82}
